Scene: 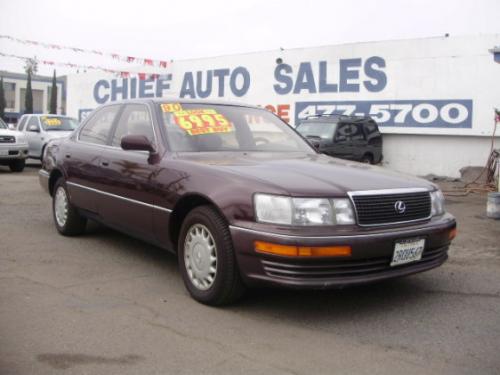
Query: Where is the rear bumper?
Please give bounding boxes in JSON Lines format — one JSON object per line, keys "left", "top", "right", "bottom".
{"left": 230, "top": 214, "right": 456, "bottom": 289}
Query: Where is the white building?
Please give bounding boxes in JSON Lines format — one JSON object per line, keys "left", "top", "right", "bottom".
{"left": 1, "top": 71, "right": 66, "bottom": 123}
{"left": 65, "top": 34, "right": 500, "bottom": 178}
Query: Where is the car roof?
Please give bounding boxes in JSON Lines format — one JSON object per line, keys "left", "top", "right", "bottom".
{"left": 99, "top": 98, "right": 262, "bottom": 110}
{"left": 21, "top": 114, "right": 75, "bottom": 118}
{"left": 299, "top": 115, "right": 374, "bottom": 125}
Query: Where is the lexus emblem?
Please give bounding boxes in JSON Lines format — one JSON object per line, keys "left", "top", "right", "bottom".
{"left": 394, "top": 201, "right": 406, "bottom": 214}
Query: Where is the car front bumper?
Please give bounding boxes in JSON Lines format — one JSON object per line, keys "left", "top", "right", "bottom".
{"left": 230, "top": 214, "right": 456, "bottom": 289}
{"left": 0, "top": 144, "right": 29, "bottom": 160}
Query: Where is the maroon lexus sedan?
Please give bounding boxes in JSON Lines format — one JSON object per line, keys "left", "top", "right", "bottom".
{"left": 39, "top": 99, "right": 456, "bottom": 305}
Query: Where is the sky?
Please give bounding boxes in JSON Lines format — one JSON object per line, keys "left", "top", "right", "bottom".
{"left": 0, "top": 0, "right": 499, "bottom": 76}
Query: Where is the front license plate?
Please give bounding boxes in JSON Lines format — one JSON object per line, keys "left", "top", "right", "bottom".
{"left": 0, "top": 149, "right": 8, "bottom": 156}
{"left": 391, "top": 238, "right": 425, "bottom": 266}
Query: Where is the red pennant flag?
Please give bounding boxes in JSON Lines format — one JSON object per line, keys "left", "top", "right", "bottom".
{"left": 150, "top": 74, "right": 159, "bottom": 80}
{"left": 138, "top": 73, "right": 146, "bottom": 80}
{"left": 120, "top": 72, "right": 130, "bottom": 78}
{"left": 159, "top": 60, "right": 168, "bottom": 68}
{"left": 144, "top": 59, "right": 153, "bottom": 66}
{"left": 127, "top": 56, "right": 135, "bottom": 63}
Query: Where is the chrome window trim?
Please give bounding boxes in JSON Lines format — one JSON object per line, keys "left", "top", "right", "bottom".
{"left": 66, "top": 181, "right": 172, "bottom": 213}
{"left": 347, "top": 188, "right": 433, "bottom": 227}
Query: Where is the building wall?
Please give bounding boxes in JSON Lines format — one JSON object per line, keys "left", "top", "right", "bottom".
{"left": 1, "top": 72, "right": 66, "bottom": 121}
{"left": 65, "top": 34, "right": 500, "bottom": 177}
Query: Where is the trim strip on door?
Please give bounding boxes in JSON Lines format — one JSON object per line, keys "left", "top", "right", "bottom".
{"left": 66, "top": 181, "right": 172, "bottom": 213}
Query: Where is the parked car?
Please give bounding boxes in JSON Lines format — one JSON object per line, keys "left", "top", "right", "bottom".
{"left": 0, "top": 117, "right": 28, "bottom": 172}
{"left": 17, "top": 114, "right": 78, "bottom": 159}
{"left": 296, "top": 114, "right": 383, "bottom": 164}
{"left": 39, "top": 100, "right": 456, "bottom": 305}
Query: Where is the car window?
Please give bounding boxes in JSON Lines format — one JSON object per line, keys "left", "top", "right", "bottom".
{"left": 350, "top": 124, "right": 366, "bottom": 141}
{"left": 296, "top": 122, "right": 337, "bottom": 140}
{"left": 0, "top": 118, "right": 7, "bottom": 129}
{"left": 79, "top": 106, "right": 120, "bottom": 145}
{"left": 17, "top": 116, "right": 28, "bottom": 131}
{"left": 335, "top": 123, "right": 351, "bottom": 142}
{"left": 40, "top": 116, "right": 79, "bottom": 131}
{"left": 160, "top": 103, "right": 312, "bottom": 153}
{"left": 111, "top": 104, "right": 154, "bottom": 147}
{"left": 27, "top": 116, "right": 40, "bottom": 131}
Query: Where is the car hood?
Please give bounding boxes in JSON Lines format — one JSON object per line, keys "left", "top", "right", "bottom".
{"left": 0, "top": 128, "right": 23, "bottom": 137}
{"left": 175, "top": 152, "right": 435, "bottom": 196}
{"left": 44, "top": 131, "right": 74, "bottom": 139}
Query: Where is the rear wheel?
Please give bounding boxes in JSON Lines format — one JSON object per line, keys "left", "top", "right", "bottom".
{"left": 361, "top": 153, "right": 374, "bottom": 164}
{"left": 178, "top": 206, "right": 245, "bottom": 306}
{"left": 9, "top": 159, "right": 25, "bottom": 172}
{"left": 52, "top": 178, "right": 87, "bottom": 236}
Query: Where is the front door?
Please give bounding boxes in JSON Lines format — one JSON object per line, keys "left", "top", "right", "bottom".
{"left": 97, "top": 103, "right": 160, "bottom": 240}
{"left": 25, "top": 116, "right": 43, "bottom": 158}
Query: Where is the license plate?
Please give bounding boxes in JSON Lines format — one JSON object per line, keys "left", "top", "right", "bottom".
{"left": 0, "top": 150, "right": 8, "bottom": 156}
{"left": 391, "top": 238, "right": 425, "bottom": 266}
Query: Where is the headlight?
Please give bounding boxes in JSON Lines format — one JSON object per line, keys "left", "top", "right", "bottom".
{"left": 254, "top": 194, "right": 355, "bottom": 225}
{"left": 430, "top": 190, "right": 445, "bottom": 216}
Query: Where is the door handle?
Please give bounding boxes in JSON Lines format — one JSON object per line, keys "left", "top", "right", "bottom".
{"left": 101, "top": 160, "right": 109, "bottom": 167}
{"left": 65, "top": 153, "right": 71, "bottom": 159}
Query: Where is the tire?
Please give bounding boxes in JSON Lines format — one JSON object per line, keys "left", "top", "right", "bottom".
{"left": 178, "top": 205, "right": 245, "bottom": 306}
{"left": 9, "top": 159, "right": 25, "bottom": 172}
{"left": 361, "top": 154, "right": 374, "bottom": 164}
{"left": 52, "top": 178, "right": 87, "bottom": 236}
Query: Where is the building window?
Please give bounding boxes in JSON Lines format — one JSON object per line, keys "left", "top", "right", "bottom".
{"left": 3, "top": 82, "right": 16, "bottom": 109}
{"left": 20, "top": 88, "right": 44, "bottom": 113}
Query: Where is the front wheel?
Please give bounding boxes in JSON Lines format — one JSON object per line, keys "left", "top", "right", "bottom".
{"left": 9, "top": 159, "right": 25, "bottom": 172}
{"left": 178, "top": 206, "right": 245, "bottom": 306}
{"left": 52, "top": 179, "right": 87, "bottom": 236}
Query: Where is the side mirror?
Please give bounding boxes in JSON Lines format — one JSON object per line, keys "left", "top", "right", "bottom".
{"left": 28, "top": 124, "right": 40, "bottom": 132}
{"left": 121, "top": 134, "right": 156, "bottom": 153}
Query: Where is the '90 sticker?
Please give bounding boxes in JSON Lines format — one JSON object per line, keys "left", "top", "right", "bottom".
{"left": 173, "top": 109, "right": 233, "bottom": 136}
{"left": 161, "top": 103, "right": 183, "bottom": 112}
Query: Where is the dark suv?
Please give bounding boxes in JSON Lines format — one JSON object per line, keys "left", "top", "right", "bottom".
{"left": 296, "top": 114, "right": 383, "bottom": 164}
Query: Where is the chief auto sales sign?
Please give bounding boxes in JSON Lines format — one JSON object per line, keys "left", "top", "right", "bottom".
{"left": 87, "top": 55, "right": 472, "bottom": 130}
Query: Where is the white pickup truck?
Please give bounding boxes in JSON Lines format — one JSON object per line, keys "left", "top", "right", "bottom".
{"left": 0, "top": 117, "right": 28, "bottom": 172}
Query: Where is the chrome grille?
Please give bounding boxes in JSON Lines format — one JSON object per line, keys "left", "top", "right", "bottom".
{"left": 0, "top": 135, "right": 15, "bottom": 143}
{"left": 351, "top": 191, "right": 431, "bottom": 226}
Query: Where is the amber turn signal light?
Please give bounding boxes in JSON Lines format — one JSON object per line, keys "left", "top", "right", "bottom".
{"left": 448, "top": 227, "right": 457, "bottom": 241}
{"left": 254, "top": 241, "right": 352, "bottom": 257}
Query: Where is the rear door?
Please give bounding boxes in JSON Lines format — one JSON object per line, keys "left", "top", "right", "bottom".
{"left": 65, "top": 105, "right": 121, "bottom": 214}
{"left": 96, "top": 103, "right": 160, "bottom": 240}
{"left": 332, "top": 122, "right": 353, "bottom": 159}
{"left": 349, "top": 123, "right": 368, "bottom": 161}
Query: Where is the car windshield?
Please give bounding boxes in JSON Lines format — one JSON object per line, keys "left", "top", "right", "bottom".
{"left": 296, "top": 122, "right": 337, "bottom": 140}
{"left": 159, "top": 103, "right": 313, "bottom": 153}
{"left": 0, "top": 118, "right": 7, "bottom": 129}
{"left": 40, "top": 116, "right": 78, "bottom": 131}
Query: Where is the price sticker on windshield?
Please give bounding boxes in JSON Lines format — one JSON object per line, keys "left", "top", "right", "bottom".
{"left": 161, "top": 103, "right": 183, "bottom": 112}
{"left": 173, "top": 109, "right": 233, "bottom": 136}
{"left": 42, "top": 118, "right": 62, "bottom": 126}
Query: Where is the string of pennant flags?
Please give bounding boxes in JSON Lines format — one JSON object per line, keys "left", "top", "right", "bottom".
{"left": 0, "top": 34, "right": 170, "bottom": 68}
{"left": 0, "top": 51, "right": 166, "bottom": 80}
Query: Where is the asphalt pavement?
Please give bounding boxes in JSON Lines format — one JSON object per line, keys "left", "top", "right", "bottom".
{"left": 1, "top": 162, "right": 499, "bottom": 374}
